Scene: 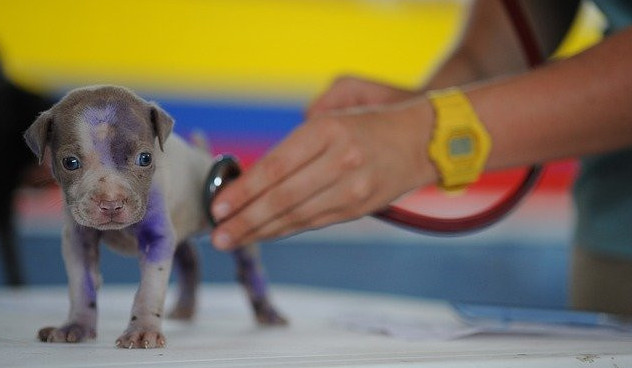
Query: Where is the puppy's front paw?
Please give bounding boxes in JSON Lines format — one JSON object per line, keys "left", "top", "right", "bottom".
{"left": 115, "top": 327, "right": 166, "bottom": 349}
{"left": 38, "top": 323, "right": 96, "bottom": 343}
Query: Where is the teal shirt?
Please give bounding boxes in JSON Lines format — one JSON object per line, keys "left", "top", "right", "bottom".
{"left": 572, "top": 0, "right": 632, "bottom": 258}
{"left": 593, "top": 0, "right": 632, "bottom": 34}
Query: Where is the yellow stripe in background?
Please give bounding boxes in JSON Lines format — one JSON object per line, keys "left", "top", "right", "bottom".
{"left": 0, "top": 0, "right": 602, "bottom": 102}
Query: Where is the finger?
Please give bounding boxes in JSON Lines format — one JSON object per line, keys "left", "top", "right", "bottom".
{"left": 234, "top": 174, "right": 374, "bottom": 246}
{"left": 276, "top": 209, "right": 354, "bottom": 240}
{"left": 211, "top": 121, "right": 328, "bottom": 223}
{"left": 212, "top": 146, "right": 346, "bottom": 249}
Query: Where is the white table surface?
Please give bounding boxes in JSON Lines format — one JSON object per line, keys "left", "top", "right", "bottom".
{"left": 1, "top": 284, "right": 631, "bottom": 368}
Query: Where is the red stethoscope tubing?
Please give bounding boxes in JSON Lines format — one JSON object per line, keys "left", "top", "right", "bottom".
{"left": 373, "top": 0, "right": 545, "bottom": 234}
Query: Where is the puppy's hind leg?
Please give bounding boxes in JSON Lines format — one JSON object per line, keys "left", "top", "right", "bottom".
{"left": 234, "top": 244, "right": 287, "bottom": 325}
{"left": 168, "top": 240, "right": 199, "bottom": 320}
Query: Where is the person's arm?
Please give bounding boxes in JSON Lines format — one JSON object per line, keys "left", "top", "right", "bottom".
{"left": 422, "top": 0, "right": 529, "bottom": 90}
{"left": 210, "top": 26, "right": 632, "bottom": 250}
{"left": 424, "top": 0, "right": 580, "bottom": 90}
{"left": 473, "top": 26, "right": 632, "bottom": 170}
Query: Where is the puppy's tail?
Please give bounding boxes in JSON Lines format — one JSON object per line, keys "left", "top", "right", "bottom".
{"left": 189, "top": 130, "right": 213, "bottom": 156}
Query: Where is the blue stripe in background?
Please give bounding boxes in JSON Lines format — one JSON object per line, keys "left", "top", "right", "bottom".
{"left": 10, "top": 233, "right": 569, "bottom": 309}
{"left": 159, "top": 99, "right": 303, "bottom": 143}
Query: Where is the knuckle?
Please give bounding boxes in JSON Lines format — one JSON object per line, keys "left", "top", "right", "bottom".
{"left": 260, "top": 154, "right": 287, "bottom": 182}
{"left": 226, "top": 183, "right": 252, "bottom": 211}
{"left": 261, "top": 225, "right": 289, "bottom": 242}
{"left": 348, "top": 176, "right": 374, "bottom": 203}
{"left": 320, "top": 118, "right": 344, "bottom": 139}
{"left": 340, "top": 146, "right": 366, "bottom": 170}
{"left": 225, "top": 210, "right": 258, "bottom": 236}
{"left": 320, "top": 118, "right": 355, "bottom": 146}
{"left": 285, "top": 208, "right": 311, "bottom": 229}
{"left": 221, "top": 175, "right": 254, "bottom": 208}
{"left": 264, "top": 189, "right": 293, "bottom": 214}
{"left": 304, "top": 214, "right": 330, "bottom": 230}
{"left": 346, "top": 206, "right": 366, "bottom": 220}
{"left": 281, "top": 209, "right": 302, "bottom": 227}
{"left": 230, "top": 181, "right": 254, "bottom": 202}
{"left": 333, "top": 75, "right": 358, "bottom": 87}
{"left": 261, "top": 221, "right": 284, "bottom": 238}
{"left": 258, "top": 215, "right": 300, "bottom": 242}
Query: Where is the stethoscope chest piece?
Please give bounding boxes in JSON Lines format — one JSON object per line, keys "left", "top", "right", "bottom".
{"left": 203, "top": 154, "right": 242, "bottom": 227}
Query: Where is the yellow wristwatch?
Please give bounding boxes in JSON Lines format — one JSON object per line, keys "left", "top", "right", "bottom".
{"left": 427, "top": 88, "right": 491, "bottom": 192}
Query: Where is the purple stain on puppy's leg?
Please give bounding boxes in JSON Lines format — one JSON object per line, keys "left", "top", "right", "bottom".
{"left": 136, "top": 187, "right": 173, "bottom": 262}
{"left": 83, "top": 268, "right": 97, "bottom": 309}
{"left": 234, "top": 248, "right": 268, "bottom": 299}
{"left": 233, "top": 247, "right": 288, "bottom": 325}
{"left": 74, "top": 224, "right": 100, "bottom": 309}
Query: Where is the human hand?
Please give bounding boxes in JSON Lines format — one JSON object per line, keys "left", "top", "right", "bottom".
{"left": 306, "top": 75, "right": 419, "bottom": 118}
{"left": 210, "top": 97, "right": 437, "bottom": 250}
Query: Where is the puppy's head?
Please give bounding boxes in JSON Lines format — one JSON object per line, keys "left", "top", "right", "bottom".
{"left": 24, "top": 85, "right": 173, "bottom": 230}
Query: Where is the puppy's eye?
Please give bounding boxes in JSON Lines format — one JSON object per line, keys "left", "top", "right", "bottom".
{"left": 136, "top": 152, "right": 152, "bottom": 167}
{"left": 62, "top": 156, "right": 81, "bottom": 171}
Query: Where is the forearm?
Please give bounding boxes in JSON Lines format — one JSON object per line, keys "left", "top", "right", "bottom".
{"left": 421, "top": 0, "right": 528, "bottom": 91}
{"left": 465, "top": 27, "right": 632, "bottom": 171}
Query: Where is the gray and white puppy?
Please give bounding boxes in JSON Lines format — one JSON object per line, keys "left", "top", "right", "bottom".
{"left": 24, "top": 85, "right": 286, "bottom": 349}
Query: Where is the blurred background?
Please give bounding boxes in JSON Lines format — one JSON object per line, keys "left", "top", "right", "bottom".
{"left": 0, "top": 0, "right": 605, "bottom": 309}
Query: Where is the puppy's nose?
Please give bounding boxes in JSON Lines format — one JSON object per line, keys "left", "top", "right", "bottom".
{"left": 98, "top": 200, "right": 124, "bottom": 215}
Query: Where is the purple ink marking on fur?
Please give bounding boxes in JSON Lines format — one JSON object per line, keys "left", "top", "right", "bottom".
{"left": 84, "top": 104, "right": 117, "bottom": 127}
{"left": 83, "top": 266, "right": 97, "bottom": 307}
{"left": 74, "top": 224, "right": 99, "bottom": 306}
{"left": 84, "top": 103, "right": 146, "bottom": 169}
{"left": 136, "top": 186, "right": 173, "bottom": 262}
{"left": 84, "top": 105, "right": 118, "bottom": 167}
{"left": 234, "top": 249, "right": 267, "bottom": 299}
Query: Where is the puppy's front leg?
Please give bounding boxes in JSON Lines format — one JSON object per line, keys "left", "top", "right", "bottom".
{"left": 116, "top": 191, "right": 175, "bottom": 349}
{"left": 39, "top": 218, "right": 101, "bottom": 343}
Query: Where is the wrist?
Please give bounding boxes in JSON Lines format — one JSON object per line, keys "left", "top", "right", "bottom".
{"left": 398, "top": 96, "right": 441, "bottom": 188}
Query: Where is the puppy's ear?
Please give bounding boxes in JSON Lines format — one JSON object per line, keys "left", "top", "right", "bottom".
{"left": 149, "top": 103, "right": 173, "bottom": 152}
{"left": 23, "top": 111, "right": 53, "bottom": 164}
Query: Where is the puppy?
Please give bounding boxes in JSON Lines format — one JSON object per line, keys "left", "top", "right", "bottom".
{"left": 23, "top": 85, "right": 286, "bottom": 349}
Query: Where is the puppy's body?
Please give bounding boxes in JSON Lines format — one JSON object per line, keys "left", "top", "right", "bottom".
{"left": 24, "top": 86, "right": 285, "bottom": 349}
{"left": 101, "top": 135, "right": 212, "bottom": 252}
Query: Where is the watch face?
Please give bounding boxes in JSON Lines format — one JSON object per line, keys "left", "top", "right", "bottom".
{"left": 449, "top": 133, "right": 474, "bottom": 158}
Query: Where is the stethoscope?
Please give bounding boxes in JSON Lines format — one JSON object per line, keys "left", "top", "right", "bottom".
{"left": 204, "top": 0, "right": 545, "bottom": 234}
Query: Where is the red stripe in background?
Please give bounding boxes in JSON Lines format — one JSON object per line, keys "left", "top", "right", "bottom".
{"left": 475, "top": 160, "right": 578, "bottom": 192}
